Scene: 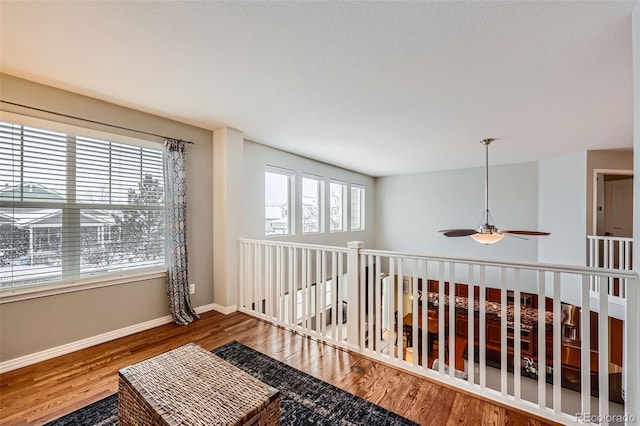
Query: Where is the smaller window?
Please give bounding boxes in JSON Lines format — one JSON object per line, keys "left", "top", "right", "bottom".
{"left": 351, "top": 185, "right": 365, "bottom": 231}
{"left": 265, "top": 168, "right": 294, "bottom": 236}
{"left": 329, "top": 181, "right": 347, "bottom": 232}
{"left": 302, "top": 176, "right": 323, "bottom": 233}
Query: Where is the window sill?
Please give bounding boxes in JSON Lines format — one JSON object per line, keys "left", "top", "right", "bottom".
{"left": 0, "top": 268, "right": 167, "bottom": 304}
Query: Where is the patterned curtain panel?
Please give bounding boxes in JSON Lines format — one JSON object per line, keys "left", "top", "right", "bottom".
{"left": 163, "top": 139, "right": 199, "bottom": 325}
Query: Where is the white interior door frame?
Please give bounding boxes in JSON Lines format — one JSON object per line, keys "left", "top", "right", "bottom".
{"left": 592, "top": 168, "right": 634, "bottom": 235}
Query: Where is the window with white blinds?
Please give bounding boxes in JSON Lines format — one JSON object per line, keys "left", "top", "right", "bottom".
{"left": 0, "top": 120, "right": 165, "bottom": 289}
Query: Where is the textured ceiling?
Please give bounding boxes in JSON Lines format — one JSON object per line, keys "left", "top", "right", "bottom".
{"left": 0, "top": 1, "right": 635, "bottom": 176}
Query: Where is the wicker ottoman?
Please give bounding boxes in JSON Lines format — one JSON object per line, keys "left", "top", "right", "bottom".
{"left": 118, "top": 343, "right": 280, "bottom": 425}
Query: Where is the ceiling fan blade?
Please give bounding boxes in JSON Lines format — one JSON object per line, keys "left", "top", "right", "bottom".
{"left": 439, "top": 229, "right": 477, "bottom": 237}
{"left": 500, "top": 230, "right": 550, "bottom": 236}
{"left": 503, "top": 233, "right": 529, "bottom": 240}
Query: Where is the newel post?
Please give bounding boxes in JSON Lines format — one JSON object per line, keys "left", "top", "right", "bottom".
{"left": 346, "top": 241, "right": 363, "bottom": 350}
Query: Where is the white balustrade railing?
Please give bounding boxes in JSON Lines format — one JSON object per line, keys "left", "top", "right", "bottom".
{"left": 239, "top": 238, "right": 639, "bottom": 425}
{"left": 588, "top": 236, "right": 633, "bottom": 301}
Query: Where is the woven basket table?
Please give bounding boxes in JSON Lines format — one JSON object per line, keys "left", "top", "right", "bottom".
{"left": 118, "top": 343, "right": 280, "bottom": 426}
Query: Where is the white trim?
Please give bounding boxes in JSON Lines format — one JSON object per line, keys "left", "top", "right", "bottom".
{"left": 591, "top": 168, "right": 633, "bottom": 234}
{"left": 0, "top": 313, "right": 174, "bottom": 374}
{"left": 211, "top": 303, "right": 238, "bottom": 315}
{"left": 0, "top": 301, "right": 227, "bottom": 373}
{"left": 0, "top": 269, "right": 167, "bottom": 304}
{"left": 194, "top": 303, "right": 217, "bottom": 314}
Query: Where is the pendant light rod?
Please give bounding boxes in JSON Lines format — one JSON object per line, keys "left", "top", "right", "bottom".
{"left": 480, "top": 138, "right": 495, "bottom": 223}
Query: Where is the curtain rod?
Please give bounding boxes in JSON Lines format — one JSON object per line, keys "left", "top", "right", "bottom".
{"left": 0, "top": 100, "right": 195, "bottom": 144}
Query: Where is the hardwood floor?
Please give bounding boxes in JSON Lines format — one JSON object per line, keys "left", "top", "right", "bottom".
{"left": 0, "top": 311, "right": 559, "bottom": 426}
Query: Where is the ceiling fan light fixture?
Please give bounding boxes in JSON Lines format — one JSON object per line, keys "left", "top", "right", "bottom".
{"left": 438, "top": 138, "right": 549, "bottom": 244}
{"left": 470, "top": 231, "right": 504, "bottom": 245}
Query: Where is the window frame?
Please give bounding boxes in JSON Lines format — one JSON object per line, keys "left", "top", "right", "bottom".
{"left": 0, "top": 112, "right": 167, "bottom": 302}
{"left": 264, "top": 165, "right": 295, "bottom": 237}
{"left": 350, "top": 184, "right": 366, "bottom": 231}
{"left": 301, "top": 174, "right": 324, "bottom": 234}
{"left": 329, "top": 180, "right": 347, "bottom": 233}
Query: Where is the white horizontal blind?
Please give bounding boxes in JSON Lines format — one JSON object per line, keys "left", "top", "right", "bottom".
{"left": 0, "top": 120, "right": 165, "bottom": 289}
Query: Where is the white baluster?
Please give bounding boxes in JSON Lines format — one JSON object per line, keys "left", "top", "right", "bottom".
{"left": 346, "top": 242, "right": 361, "bottom": 349}
{"left": 338, "top": 252, "right": 344, "bottom": 343}
{"left": 375, "top": 255, "right": 382, "bottom": 354}
{"left": 538, "top": 270, "right": 546, "bottom": 410}
{"left": 320, "top": 250, "right": 327, "bottom": 339}
{"left": 412, "top": 259, "right": 419, "bottom": 367}
{"left": 360, "top": 253, "right": 367, "bottom": 350}
{"left": 421, "top": 260, "right": 428, "bottom": 369}
{"left": 449, "top": 262, "right": 456, "bottom": 380}
{"left": 292, "top": 247, "right": 298, "bottom": 330}
{"left": 398, "top": 258, "right": 405, "bottom": 361}
{"left": 368, "top": 254, "right": 374, "bottom": 352}
{"left": 479, "top": 265, "right": 487, "bottom": 389}
{"left": 514, "top": 268, "right": 521, "bottom": 401}
{"left": 599, "top": 273, "right": 610, "bottom": 426}
{"left": 389, "top": 256, "right": 397, "bottom": 360}
{"left": 581, "top": 274, "right": 591, "bottom": 418}
{"left": 467, "top": 264, "right": 475, "bottom": 386}
{"left": 501, "top": 267, "right": 508, "bottom": 396}
{"left": 553, "top": 272, "right": 561, "bottom": 414}
{"left": 438, "top": 261, "right": 445, "bottom": 375}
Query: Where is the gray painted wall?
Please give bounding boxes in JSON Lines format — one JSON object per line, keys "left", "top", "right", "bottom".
{"left": 0, "top": 74, "right": 214, "bottom": 361}
{"left": 374, "top": 161, "right": 540, "bottom": 263}
{"left": 537, "top": 151, "right": 588, "bottom": 307}
{"left": 537, "top": 151, "right": 588, "bottom": 268}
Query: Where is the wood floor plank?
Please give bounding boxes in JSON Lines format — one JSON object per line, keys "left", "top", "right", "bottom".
{"left": 0, "top": 311, "right": 560, "bottom": 426}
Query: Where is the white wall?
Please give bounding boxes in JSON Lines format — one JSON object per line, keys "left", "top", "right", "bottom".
{"left": 375, "top": 161, "right": 540, "bottom": 263}
{"left": 243, "top": 140, "right": 376, "bottom": 247}
{"left": 537, "top": 151, "right": 588, "bottom": 268}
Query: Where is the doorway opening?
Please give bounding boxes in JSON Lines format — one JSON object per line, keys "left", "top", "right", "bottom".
{"left": 594, "top": 170, "right": 633, "bottom": 238}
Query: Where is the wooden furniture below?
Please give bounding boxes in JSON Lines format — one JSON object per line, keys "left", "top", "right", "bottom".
{"left": 402, "top": 311, "right": 447, "bottom": 361}
{"left": 404, "top": 279, "right": 624, "bottom": 404}
{"left": 118, "top": 343, "right": 280, "bottom": 426}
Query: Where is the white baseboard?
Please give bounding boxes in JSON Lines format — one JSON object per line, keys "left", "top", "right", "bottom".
{"left": 194, "top": 303, "right": 217, "bottom": 314}
{"left": 211, "top": 303, "right": 238, "bottom": 315}
{"left": 0, "top": 314, "right": 174, "bottom": 374}
{"left": 0, "top": 303, "right": 237, "bottom": 374}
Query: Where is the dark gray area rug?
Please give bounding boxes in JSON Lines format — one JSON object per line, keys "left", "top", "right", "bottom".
{"left": 46, "top": 340, "right": 418, "bottom": 425}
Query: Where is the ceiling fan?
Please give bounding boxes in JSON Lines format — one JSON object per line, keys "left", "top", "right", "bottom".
{"left": 439, "top": 138, "right": 550, "bottom": 245}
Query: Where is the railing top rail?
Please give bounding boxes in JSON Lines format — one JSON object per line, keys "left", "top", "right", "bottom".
{"left": 359, "top": 248, "right": 638, "bottom": 279}
{"left": 239, "top": 238, "right": 349, "bottom": 253}
{"left": 586, "top": 235, "right": 634, "bottom": 242}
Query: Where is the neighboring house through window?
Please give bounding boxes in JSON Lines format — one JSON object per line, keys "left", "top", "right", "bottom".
{"left": 329, "top": 180, "right": 346, "bottom": 232}
{"left": 264, "top": 167, "right": 293, "bottom": 236}
{"left": 302, "top": 175, "right": 323, "bottom": 233}
{"left": 0, "top": 119, "right": 165, "bottom": 289}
